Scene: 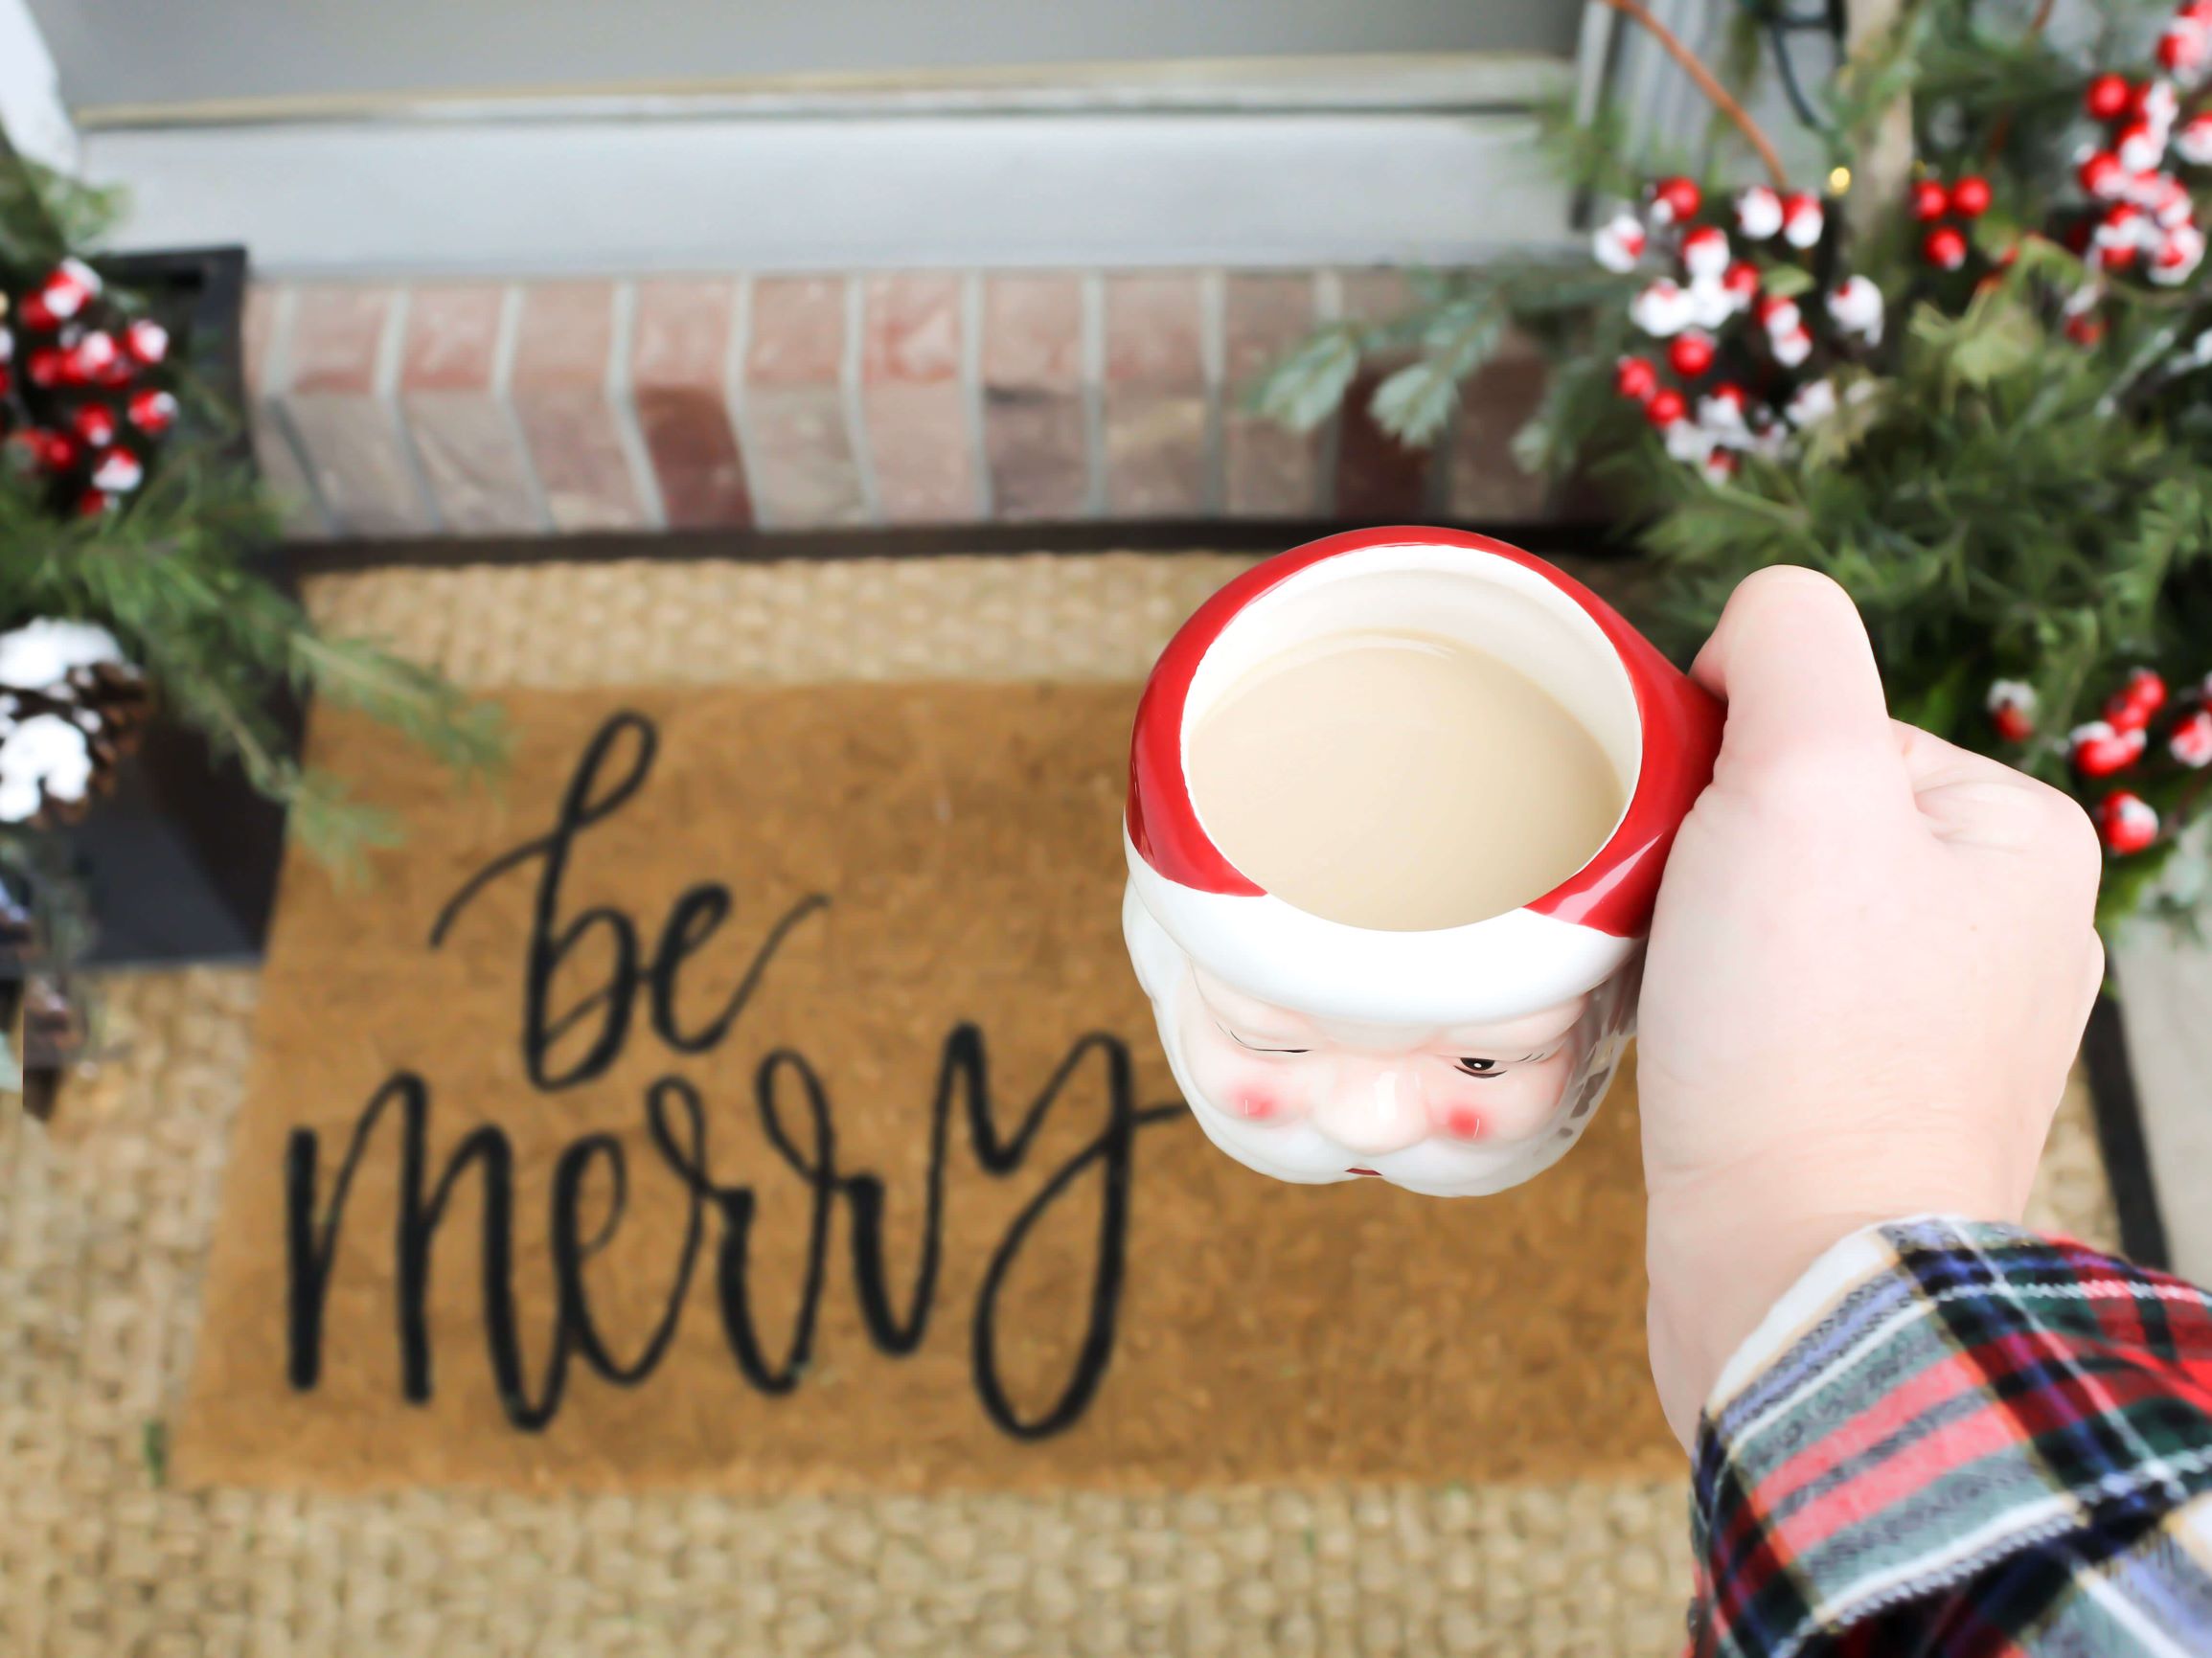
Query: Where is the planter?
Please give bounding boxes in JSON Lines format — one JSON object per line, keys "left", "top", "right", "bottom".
{"left": 54, "top": 245, "right": 299, "bottom": 965}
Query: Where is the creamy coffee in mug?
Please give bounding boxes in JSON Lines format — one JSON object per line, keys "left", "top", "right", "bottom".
{"left": 1125, "top": 527, "right": 1724, "bottom": 1197}
{"left": 1183, "top": 629, "right": 1626, "bottom": 932}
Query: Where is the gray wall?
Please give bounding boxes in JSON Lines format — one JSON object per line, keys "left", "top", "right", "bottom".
{"left": 29, "top": 0, "right": 1584, "bottom": 111}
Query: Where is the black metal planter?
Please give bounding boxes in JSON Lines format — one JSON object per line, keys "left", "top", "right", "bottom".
{"left": 55, "top": 245, "right": 298, "bottom": 965}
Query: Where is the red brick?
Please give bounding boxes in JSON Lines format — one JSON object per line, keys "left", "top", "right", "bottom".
{"left": 861, "top": 273, "right": 963, "bottom": 384}
{"left": 285, "top": 398, "right": 433, "bottom": 536}
{"left": 510, "top": 282, "right": 643, "bottom": 532}
{"left": 1447, "top": 336, "right": 1552, "bottom": 524}
{"left": 633, "top": 280, "right": 735, "bottom": 392}
{"left": 1222, "top": 273, "right": 1317, "bottom": 397}
{"left": 983, "top": 275, "right": 1083, "bottom": 391}
{"left": 637, "top": 388, "right": 749, "bottom": 528}
{"left": 1221, "top": 274, "right": 1322, "bottom": 518}
{"left": 748, "top": 277, "right": 848, "bottom": 386}
{"left": 985, "top": 391, "right": 1089, "bottom": 521}
{"left": 287, "top": 284, "right": 393, "bottom": 395}
{"left": 391, "top": 284, "right": 537, "bottom": 534}
{"left": 1225, "top": 416, "right": 1318, "bottom": 517}
{"left": 864, "top": 383, "right": 976, "bottom": 522}
{"left": 1337, "top": 267, "right": 1416, "bottom": 328}
{"left": 631, "top": 281, "right": 749, "bottom": 529}
{"left": 745, "top": 385, "right": 867, "bottom": 528}
{"left": 404, "top": 401, "right": 537, "bottom": 534}
{"left": 277, "top": 284, "right": 434, "bottom": 534}
{"left": 1105, "top": 273, "right": 1203, "bottom": 387}
{"left": 1105, "top": 390, "right": 1207, "bottom": 517}
{"left": 512, "top": 281, "right": 618, "bottom": 389}
{"left": 1334, "top": 368, "right": 1432, "bottom": 522}
{"left": 402, "top": 284, "right": 503, "bottom": 392}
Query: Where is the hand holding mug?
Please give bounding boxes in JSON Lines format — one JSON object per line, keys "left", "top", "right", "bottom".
{"left": 1636, "top": 567, "right": 2107, "bottom": 1446}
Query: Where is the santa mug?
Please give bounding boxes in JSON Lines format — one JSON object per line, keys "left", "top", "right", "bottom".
{"left": 1123, "top": 527, "right": 1723, "bottom": 1197}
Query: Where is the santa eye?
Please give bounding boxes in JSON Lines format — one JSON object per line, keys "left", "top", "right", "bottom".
{"left": 1455, "top": 1057, "right": 1501, "bottom": 1078}
{"left": 1223, "top": 1027, "right": 1309, "bottom": 1055}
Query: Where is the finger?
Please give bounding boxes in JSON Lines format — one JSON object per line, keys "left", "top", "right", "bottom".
{"left": 1891, "top": 718, "right": 2103, "bottom": 877}
{"left": 1690, "top": 567, "right": 1896, "bottom": 771}
{"left": 1890, "top": 718, "right": 2020, "bottom": 792}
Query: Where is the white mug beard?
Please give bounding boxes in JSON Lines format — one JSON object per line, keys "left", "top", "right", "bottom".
{"left": 1129, "top": 887, "right": 1613, "bottom": 1196}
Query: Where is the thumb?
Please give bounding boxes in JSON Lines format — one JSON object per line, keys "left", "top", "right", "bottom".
{"left": 1691, "top": 566, "right": 1896, "bottom": 773}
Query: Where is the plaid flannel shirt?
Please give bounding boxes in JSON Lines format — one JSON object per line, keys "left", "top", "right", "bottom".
{"left": 1689, "top": 1217, "right": 2212, "bottom": 1657}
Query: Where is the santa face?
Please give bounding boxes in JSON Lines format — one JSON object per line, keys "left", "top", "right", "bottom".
{"left": 1122, "top": 528, "right": 1720, "bottom": 1198}
{"left": 1125, "top": 890, "right": 1633, "bottom": 1197}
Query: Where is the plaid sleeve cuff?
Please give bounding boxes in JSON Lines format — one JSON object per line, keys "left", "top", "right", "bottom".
{"left": 1689, "top": 1216, "right": 2212, "bottom": 1657}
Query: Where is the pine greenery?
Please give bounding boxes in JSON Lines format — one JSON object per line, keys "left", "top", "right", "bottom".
{"left": 1258, "top": 0, "right": 2212, "bottom": 932}
{"left": 0, "top": 146, "right": 502, "bottom": 904}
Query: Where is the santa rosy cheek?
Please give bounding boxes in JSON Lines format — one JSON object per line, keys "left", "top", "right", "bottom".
{"left": 1441, "top": 1106, "right": 1484, "bottom": 1142}
{"left": 1236, "top": 1092, "right": 1281, "bottom": 1122}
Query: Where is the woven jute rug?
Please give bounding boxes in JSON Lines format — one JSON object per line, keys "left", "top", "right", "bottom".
{"left": 1, "top": 554, "right": 2124, "bottom": 1655}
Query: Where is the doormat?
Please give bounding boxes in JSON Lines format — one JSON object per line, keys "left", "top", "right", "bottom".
{"left": 176, "top": 679, "right": 1675, "bottom": 1493}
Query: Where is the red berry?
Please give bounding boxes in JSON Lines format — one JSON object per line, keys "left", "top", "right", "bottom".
{"left": 2170, "top": 708, "right": 2212, "bottom": 768}
{"left": 28, "top": 429, "right": 82, "bottom": 472}
{"left": 18, "top": 293, "right": 56, "bottom": 332}
{"left": 1645, "top": 388, "right": 1688, "bottom": 427}
{"left": 2087, "top": 73, "right": 2132, "bottom": 122}
{"left": 2071, "top": 719, "right": 2147, "bottom": 776}
{"left": 75, "top": 488, "right": 111, "bottom": 519}
{"left": 1992, "top": 703, "right": 2035, "bottom": 743}
{"left": 89, "top": 448, "right": 144, "bottom": 493}
{"left": 2098, "top": 790, "right": 2159, "bottom": 855}
{"left": 2115, "top": 120, "right": 2164, "bottom": 173}
{"left": 1721, "top": 260, "right": 1761, "bottom": 301}
{"left": 124, "top": 318, "right": 170, "bottom": 366}
{"left": 1950, "top": 175, "right": 1993, "bottom": 217}
{"left": 127, "top": 388, "right": 178, "bottom": 434}
{"left": 2106, "top": 668, "right": 2168, "bottom": 730}
{"left": 2080, "top": 151, "right": 2126, "bottom": 197}
{"left": 71, "top": 404, "right": 118, "bottom": 447}
{"left": 1614, "top": 355, "right": 1660, "bottom": 402}
{"left": 1910, "top": 179, "right": 1951, "bottom": 220}
{"left": 2064, "top": 311, "right": 2106, "bottom": 346}
{"left": 1668, "top": 330, "right": 1718, "bottom": 378}
{"left": 1923, "top": 225, "right": 1970, "bottom": 270}
{"left": 26, "top": 347, "right": 64, "bottom": 388}
{"left": 1652, "top": 176, "right": 1702, "bottom": 224}
{"left": 70, "top": 330, "right": 119, "bottom": 375}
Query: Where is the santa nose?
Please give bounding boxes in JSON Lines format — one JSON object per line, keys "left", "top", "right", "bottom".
{"left": 1311, "top": 1064, "right": 1430, "bottom": 1156}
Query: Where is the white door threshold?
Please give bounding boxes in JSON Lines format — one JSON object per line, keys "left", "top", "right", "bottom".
{"left": 82, "top": 57, "right": 1581, "bottom": 278}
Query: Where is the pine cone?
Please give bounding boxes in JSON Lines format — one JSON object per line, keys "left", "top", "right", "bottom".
{"left": 0, "top": 663, "right": 153, "bottom": 828}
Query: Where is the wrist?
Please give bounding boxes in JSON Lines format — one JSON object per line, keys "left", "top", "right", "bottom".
{"left": 1644, "top": 1146, "right": 2025, "bottom": 1442}
{"left": 1646, "top": 1203, "right": 1875, "bottom": 1443}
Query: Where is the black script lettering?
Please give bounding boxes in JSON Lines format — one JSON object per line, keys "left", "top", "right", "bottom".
{"left": 285, "top": 712, "right": 1189, "bottom": 1442}
{"left": 427, "top": 710, "right": 828, "bottom": 1090}
{"left": 285, "top": 1071, "right": 706, "bottom": 1430}
{"left": 428, "top": 713, "right": 656, "bottom": 1090}
{"left": 287, "top": 1041, "right": 1183, "bottom": 1437}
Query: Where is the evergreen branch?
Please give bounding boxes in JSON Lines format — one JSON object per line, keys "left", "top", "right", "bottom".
{"left": 1592, "top": 0, "right": 1791, "bottom": 189}
{"left": 1367, "top": 291, "right": 1511, "bottom": 447}
{"left": 1251, "top": 325, "right": 1361, "bottom": 434}
{"left": 287, "top": 632, "right": 506, "bottom": 778}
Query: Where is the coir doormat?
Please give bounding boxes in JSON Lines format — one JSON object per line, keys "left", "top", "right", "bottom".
{"left": 177, "top": 679, "right": 1675, "bottom": 1493}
